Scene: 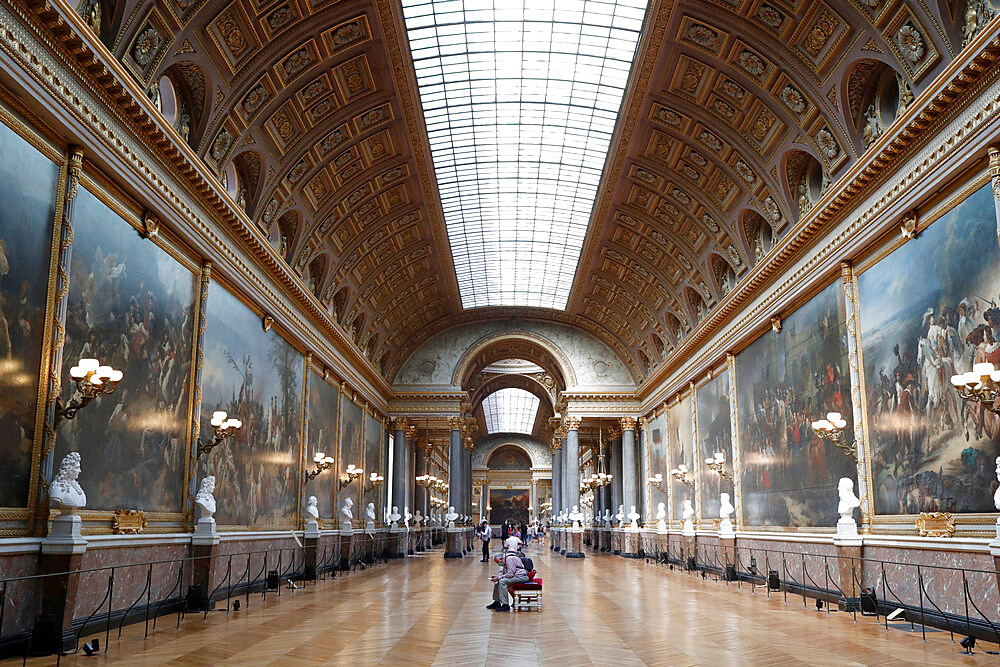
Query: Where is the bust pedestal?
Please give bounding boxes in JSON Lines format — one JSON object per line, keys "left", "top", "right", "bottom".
{"left": 623, "top": 526, "right": 639, "bottom": 558}
{"left": 338, "top": 524, "right": 354, "bottom": 571}
{"left": 303, "top": 520, "right": 320, "bottom": 580}
{"left": 719, "top": 518, "right": 735, "bottom": 538}
{"left": 389, "top": 526, "right": 404, "bottom": 558}
{"left": 444, "top": 527, "right": 463, "bottom": 559}
{"left": 565, "top": 527, "right": 585, "bottom": 558}
{"left": 682, "top": 519, "right": 695, "bottom": 537}
{"left": 33, "top": 510, "right": 89, "bottom": 655}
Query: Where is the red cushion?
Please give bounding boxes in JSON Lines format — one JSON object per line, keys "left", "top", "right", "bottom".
{"left": 527, "top": 570, "right": 537, "bottom": 580}
{"left": 511, "top": 578, "right": 542, "bottom": 590}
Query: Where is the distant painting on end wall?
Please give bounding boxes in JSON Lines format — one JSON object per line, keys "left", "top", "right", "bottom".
{"left": 737, "top": 281, "right": 853, "bottom": 528}
{"left": 200, "top": 284, "right": 301, "bottom": 527}
{"left": 489, "top": 487, "right": 529, "bottom": 526}
{"left": 859, "top": 183, "right": 1000, "bottom": 515}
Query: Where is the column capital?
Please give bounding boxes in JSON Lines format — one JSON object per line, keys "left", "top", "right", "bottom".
{"left": 989, "top": 145, "right": 1000, "bottom": 175}
{"left": 564, "top": 415, "right": 581, "bottom": 431}
{"left": 447, "top": 416, "right": 464, "bottom": 431}
{"left": 638, "top": 416, "right": 648, "bottom": 430}
{"left": 391, "top": 417, "right": 409, "bottom": 431}
{"left": 619, "top": 416, "right": 637, "bottom": 431}
{"left": 404, "top": 425, "right": 418, "bottom": 439}
{"left": 550, "top": 437, "right": 562, "bottom": 453}
{"left": 464, "top": 436, "right": 475, "bottom": 452}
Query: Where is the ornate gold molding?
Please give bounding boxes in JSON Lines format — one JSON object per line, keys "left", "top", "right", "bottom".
{"left": 564, "top": 416, "right": 581, "bottom": 430}
{"left": 916, "top": 512, "right": 956, "bottom": 538}
{"left": 112, "top": 509, "right": 147, "bottom": 535}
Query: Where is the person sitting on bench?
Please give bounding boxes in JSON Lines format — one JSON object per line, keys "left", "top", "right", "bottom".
{"left": 486, "top": 551, "right": 529, "bottom": 612}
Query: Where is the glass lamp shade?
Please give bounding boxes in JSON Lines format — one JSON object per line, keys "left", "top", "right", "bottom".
{"left": 78, "top": 358, "right": 100, "bottom": 372}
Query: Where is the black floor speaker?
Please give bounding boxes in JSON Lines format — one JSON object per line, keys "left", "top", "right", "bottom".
{"left": 767, "top": 570, "right": 780, "bottom": 591}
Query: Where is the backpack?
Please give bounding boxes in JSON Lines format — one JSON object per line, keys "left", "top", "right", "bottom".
{"left": 520, "top": 556, "right": 534, "bottom": 571}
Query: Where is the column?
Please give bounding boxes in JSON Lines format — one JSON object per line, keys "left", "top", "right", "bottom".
{"left": 598, "top": 436, "right": 609, "bottom": 520}
{"left": 561, "top": 432, "right": 572, "bottom": 516}
{"left": 391, "top": 418, "right": 407, "bottom": 516}
{"left": 404, "top": 425, "right": 418, "bottom": 515}
{"left": 415, "top": 444, "right": 427, "bottom": 518}
{"left": 445, "top": 418, "right": 463, "bottom": 558}
{"left": 464, "top": 437, "right": 474, "bottom": 516}
{"left": 550, "top": 438, "right": 562, "bottom": 524}
{"left": 621, "top": 417, "right": 638, "bottom": 520}
{"left": 610, "top": 434, "right": 623, "bottom": 514}
{"left": 638, "top": 420, "right": 648, "bottom": 520}
{"left": 564, "top": 417, "right": 584, "bottom": 558}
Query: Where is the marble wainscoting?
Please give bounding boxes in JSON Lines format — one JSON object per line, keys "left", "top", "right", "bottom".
{"left": 210, "top": 534, "right": 303, "bottom": 592}
{"left": 0, "top": 545, "right": 42, "bottom": 636}
{"left": 732, "top": 536, "right": 841, "bottom": 589}
{"left": 72, "top": 539, "right": 190, "bottom": 619}
{"left": 861, "top": 542, "right": 999, "bottom": 618}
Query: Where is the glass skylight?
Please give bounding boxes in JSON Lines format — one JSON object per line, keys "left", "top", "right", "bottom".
{"left": 482, "top": 388, "right": 540, "bottom": 434}
{"left": 401, "top": 0, "right": 649, "bottom": 309}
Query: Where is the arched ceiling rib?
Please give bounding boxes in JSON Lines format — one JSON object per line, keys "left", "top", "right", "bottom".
{"left": 103, "top": 0, "right": 965, "bottom": 384}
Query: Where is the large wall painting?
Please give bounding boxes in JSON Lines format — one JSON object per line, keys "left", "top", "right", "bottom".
{"left": 305, "top": 370, "right": 338, "bottom": 519}
{"left": 58, "top": 185, "right": 195, "bottom": 512}
{"left": 697, "top": 371, "right": 732, "bottom": 522}
{"left": 668, "top": 393, "right": 695, "bottom": 521}
{"left": 0, "top": 121, "right": 58, "bottom": 507}
{"left": 859, "top": 183, "right": 1000, "bottom": 515}
{"left": 488, "top": 487, "right": 529, "bottom": 526}
{"left": 363, "top": 412, "right": 381, "bottom": 515}
{"left": 200, "top": 284, "right": 301, "bottom": 526}
{"left": 647, "top": 413, "right": 667, "bottom": 516}
{"left": 338, "top": 394, "right": 363, "bottom": 516}
{"left": 736, "top": 281, "right": 853, "bottom": 527}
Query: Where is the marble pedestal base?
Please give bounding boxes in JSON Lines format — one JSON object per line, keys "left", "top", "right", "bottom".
{"left": 623, "top": 528, "right": 639, "bottom": 558}
{"left": 565, "top": 528, "right": 584, "bottom": 558}
{"left": 31, "top": 546, "right": 86, "bottom": 655}
{"left": 611, "top": 528, "right": 623, "bottom": 555}
{"left": 338, "top": 530, "right": 357, "bottom": 570}
{"left": 445, "top": 528, "right": 464, "bottom": 558}
{"left": 391, "top": 529, "right": 405, "bottom": 558}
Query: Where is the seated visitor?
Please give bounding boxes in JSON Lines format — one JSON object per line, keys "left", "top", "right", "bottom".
{"left": 486, "top": 551, "right": 529, "bottom": 612}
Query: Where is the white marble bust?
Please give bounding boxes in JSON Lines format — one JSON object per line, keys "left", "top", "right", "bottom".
{"left": 365, "top": 502, "right": 376, "bottom": 521}
{"left": 615, "top": 504, "right": 625, "bottom": 525}
{"left": 341, "top": 497, "right": 354, "bottom": 521}
{"left": 413, "top": 510, "right": 424, "bottom": 526}
{"left": 656, "top": 502, "right": 667, "bottom": 533}
{"left": 682, "top": 498, "right": 695, "bottom": 535}
{"left": 837, "top": 477, "right": 860, "bottom": 520}
{"left": 195, "top": 475, "right": 216, "bottom": 518}
{"left": 627, "top": 505, "right": 640, "bottom": 530}
{"left": 50, "top": 452, "right": 86, "bottom": 509}
{"left": 404, "top": 506, "right": 412, "bottom": 528}
{"left": 387, "top": 505, "right": 401, "bottom": 527}
{"left": 719, "top": 493, "right": 735, "bottom": 537}
{"left": 602, "top": 509, "right": 611, "bottom": 526}
{"left": 305, "top": 495, "right": 319, "bottom": 520}
{"left": 568, "top": 504, "right": 584, "bottom": 529}
{"left": 444, "top": 505, "right": 459, "bottom": 528}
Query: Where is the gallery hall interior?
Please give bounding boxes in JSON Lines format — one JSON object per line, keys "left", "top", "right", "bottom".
{"left": 2, "top": 0, "right": 1000, "bottom": 663}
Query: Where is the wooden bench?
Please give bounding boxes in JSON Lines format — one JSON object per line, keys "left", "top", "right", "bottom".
{"left": 509, "top": 572, "right": 542, "bottom": 611}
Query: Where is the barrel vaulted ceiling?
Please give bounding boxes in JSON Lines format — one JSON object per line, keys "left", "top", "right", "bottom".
{"left": 98, "top": 0, "right": 979, "bottom": 383}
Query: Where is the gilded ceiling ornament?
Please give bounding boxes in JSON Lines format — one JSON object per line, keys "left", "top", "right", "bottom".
{"left": 132, "top": 26, "right": 162, "bottom": 67}
{"left": 241, "top": 84, "right": 270, "bottom": 117}
{"left": 671, "top": 188, "right": 691, "bottom": 206}
{"left": 684, "top": 24, "right": 718, "bottom": 48}
{"left": 751, "top": 110, "right": 774, "bottom": 142}
{"left": 803, "top": 10, "right": 837, "bottom": 57}
{"left": 763, "top": 196, "right": 782, "bottom": 222}
{"left": 735, "top": 160, "right": 755, "bottom": 183}
{"left": 261, "top": 198, "right": 279, "bottom": 227}
{"left": 702, "top": 214, "right": 720, "bottom": 232}
{"left": 816, "top": 127, "right": 839, "bottom": 159}
{"left": 657, "top": 107, "right": 681, "bottom": 126}
{"left": 779, "top": 85, "right": 805, "bottom": 114}
{"left": 321, "top": 128, "right": 347, "bottom": 152}
{"left": 681, "top": 63, "right": 702, "bottom": 93}
{"left": 617, "top": 212, "right": 638, "bottom": 226}
{"left": 687, "top": 150, "right": 707, "bottom": 167}
{"left": 681, "top": 163, "right": 701, "bottom": 180}
{"left": 210, "top": 128, "right": 232, "bottom": 163}
{"left": 712, "top": 98, "right": 736, "bottom": 119}
{"left": 267, "top": 5, "right": 294, "bottom": 32}
{"left": 282, "top": 48, "right": 312, "bottom": 78}
{"left": 858, "top": 0, "right": 879, "bottom": 7}
{"left": 262, "top": 314, "right": 275, "bottom": 332}
{"left": 287, "top": 159, "right": 307, "bottom": 184}
{"left": 721, "top": 79, "right": 745, "bottom": 100}
{"left": 756, "top": 4, "right": 782, "bottom": 29}
{"left": 900, "top": 210, "right": 918, "bottom": 239}
{"left": 331, "top": 21, "right": 363, "bottom": 46}
{"left": 897, "top": 74, "right": 914, "bottom": 112}
{"left": 964, "top": 0, "right": 997, "bottom": 47}
{"left": 737, "top": 50, "right": 765, "bottom": 77}
{"left": 698, "top": 130, "right": 722, "bottom": 151}
{"left": 217, "top": 11, "right": 246, "bottom": 58}
{"left": 310, "top": 99, "right": 333, "bottom": 121}
{"left": 272, "top": 112, "right": 295, "bottom": 141}
{"left": 77, "top": 0, "right": 100, "bottom": 33}
{"left": 343, "top": 61, "right": 364, "bottom": 92}
{"left": 896, "top": 24, "right": 925, "bottom": 63}
{"left": 725, "top": 245, "right": 742, "bottom": 267}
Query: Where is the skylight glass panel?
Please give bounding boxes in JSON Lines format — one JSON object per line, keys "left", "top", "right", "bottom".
{"left": 482, "top": 388, "right": 540, "bottom": 434}
{"left": 402, "top": 0, "right": 648, "bottom": 308}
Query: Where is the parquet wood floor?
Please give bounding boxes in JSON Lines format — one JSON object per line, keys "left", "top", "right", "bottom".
{"left": 23, "top": 540, "right": 995, "bottom": 665}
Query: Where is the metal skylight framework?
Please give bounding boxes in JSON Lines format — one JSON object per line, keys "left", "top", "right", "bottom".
{"left": 401, "top": 0, "right": 649, "bottom": 309}
{"left": 482, "top": 388, "right": 540, "bottom": 434}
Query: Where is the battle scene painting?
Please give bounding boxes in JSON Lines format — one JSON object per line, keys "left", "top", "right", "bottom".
{"left": 305, "top": 370, "right": 338, "bottom": 519}
{"left": 647, "top": 414, "right": 667, "bottom": 517}
{"left": 58, "top": 186, "right": 195, "bottom": 512}
{"left": 338, "top": 395, "right": 363, "bottom": 517}
{"left": 697, "top": 371, "right": 732, "bottom": 522}
{"left": 488, "top": 487, "right": 529, "bottom": 526}
{"left": 736, "top": 281, "right": 853, "bottom": 527}
{"left": 200, "top": 284, "right": 301, "bottom": 526}
{"left": 0, "top": 121, "right": 58, "bottom": 507}
{"left": 667, "top": 393, "right": 695, "bottom": 521}
{"left": 859, "top": 183, "right": 1000, "bottom": 515}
